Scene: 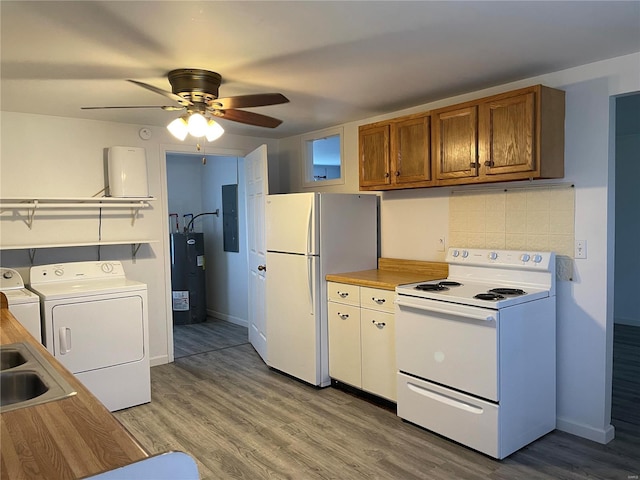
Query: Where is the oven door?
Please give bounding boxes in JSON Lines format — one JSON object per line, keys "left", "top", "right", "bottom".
{"left": 396, "top": 295, "right": 499, "bottom": 401}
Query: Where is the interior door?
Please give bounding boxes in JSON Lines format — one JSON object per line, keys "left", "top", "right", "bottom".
{"left": 245, "top": 144, "right": 268, "bottom": 362}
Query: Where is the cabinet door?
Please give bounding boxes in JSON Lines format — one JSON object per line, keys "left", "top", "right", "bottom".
{"left": 359, "top": 124, "right": 391, "bottom": 187}
{"left": 327, "top": 302, "right": 362, "bottom": 388}
{"left": 434, "top": 106, "right": 479, "bottom": 180}
{"left": 361, "top": 309, "right": 396, "bottom": 401}
{"left": 481, "top": 92, "right": 535, "bottom": 175}
{"left": 393, "top": 115, "right": 431, "bottom": 184}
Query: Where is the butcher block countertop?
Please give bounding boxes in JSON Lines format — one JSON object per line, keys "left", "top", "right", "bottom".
{"left": 0, "top": 293, "right": 149, "bottom": 479}
{"left": 326, "top": 258, "right": 449, "bottom": 290}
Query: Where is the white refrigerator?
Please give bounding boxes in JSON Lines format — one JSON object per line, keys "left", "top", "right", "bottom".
{"left": 265, "top": 192, "right": 378, "bottom": 387}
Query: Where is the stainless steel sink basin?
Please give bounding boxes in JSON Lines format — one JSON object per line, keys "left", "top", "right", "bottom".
{"left": 0, "top": 348, "right": 27, "bottom": 370}
{"left": 0, "top": 342, "right": 76, "bottom": 413}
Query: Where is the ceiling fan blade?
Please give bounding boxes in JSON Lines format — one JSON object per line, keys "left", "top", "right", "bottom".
{"left": 212, "top": 93, "right": 289, "bottom": 110}
{"left": 214, "top": 109, "right": 283, "bottom": 128}
{"left": 81, "top": 105, "right": 185, "bottom": 111}
{"left": 127, "top": 79, "right": 193, "bottom": 106}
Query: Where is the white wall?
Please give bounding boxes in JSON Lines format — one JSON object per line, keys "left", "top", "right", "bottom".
{"left": 0, "top": 112, "right": 278, "bottom": 366}
{"left": 277, "top": 53, "right": 640, "bottom": 443}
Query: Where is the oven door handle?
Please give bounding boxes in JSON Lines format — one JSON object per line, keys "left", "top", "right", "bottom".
{"left": 395, "top": 297, "right": 496, "bottom": 322}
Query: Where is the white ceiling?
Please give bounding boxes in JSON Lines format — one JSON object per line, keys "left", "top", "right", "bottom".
{"left": 1, "top": 1, "right": 639, "bottom": 139}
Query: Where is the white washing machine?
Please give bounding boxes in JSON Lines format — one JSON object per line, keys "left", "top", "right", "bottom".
{"left": 29, "top": 261, "right": 150, "bottom": 412}
{"left": 0, "top": 267, "right": 42, "bottom": 343}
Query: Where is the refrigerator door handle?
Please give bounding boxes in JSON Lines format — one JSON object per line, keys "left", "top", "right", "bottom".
{"left": 307, "top": 256, "right": 314, "bottom": 315}
{"left": 306, "top": 204, "right": 313, "bottom": 255}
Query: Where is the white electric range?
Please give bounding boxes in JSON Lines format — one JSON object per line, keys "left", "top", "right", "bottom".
{"left": 395, "top": 248, "right": 556, "bottom": 459}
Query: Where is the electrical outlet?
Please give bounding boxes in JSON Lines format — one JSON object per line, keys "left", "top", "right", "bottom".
{"left": 575, "top": 240, "right": 587, "bottom": 259}
{"left": 437, "top": 236, "right": 446, "bottom": 252}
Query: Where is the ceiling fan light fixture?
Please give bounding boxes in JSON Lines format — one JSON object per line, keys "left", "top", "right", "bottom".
{"left": 205, "top": 119, "right": 224, "bottom": 142}
{"left": 187, "top": 113, "right": 208, "bottom": 138}
{"left": 167, "top": 117, "right": 188, "bottom": 140}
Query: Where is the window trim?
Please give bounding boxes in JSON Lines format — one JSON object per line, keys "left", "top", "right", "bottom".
{"left": 301, "top": 126, "right": 345, "bottom": 188}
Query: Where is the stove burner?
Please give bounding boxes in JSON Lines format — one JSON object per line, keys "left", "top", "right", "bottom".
{"left": 438, "top": 281, "right": 462, "bottom": 287}
{"left": 488, "top": 288, "right": 526, "bottom": 296}
{"left": 415, "top": 283, "right": 449, "bottom": 292}
{"left": 474, "top": 293, "right": 505, "bottom": 301}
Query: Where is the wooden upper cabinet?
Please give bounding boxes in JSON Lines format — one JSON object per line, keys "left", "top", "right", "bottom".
{"left": 358, "top": 85, "right": 564, "bottom": 190}
{"left": 433, "top": 106, "right": 478, "bottom": 180}
{"left": 480, "top": 91, "right": 535, "bottom": 175}
{"left": 435, "top": 85, "right": 565, "bottom": 186}
{"left": 359, "top": 124, "right": 391, "bottom": 188}
{"left": 359, "top": 113, "right": 432, "bottom": 190}
{"left": 393, "top": 115, "right": 431, "bottom": 185}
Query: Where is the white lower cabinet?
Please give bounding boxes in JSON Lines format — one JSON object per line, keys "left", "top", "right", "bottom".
{"left": 327, "top": 282, "right": 397, "bottom": 401}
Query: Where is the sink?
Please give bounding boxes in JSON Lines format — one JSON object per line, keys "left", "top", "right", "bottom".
{"left": 1, "top": 371, "right": 49, "bottom": 406}
{"left": 0, "top": 348, "right": 27, "bottom": 370}
{"left": 0, "top": 342, "right": 76, "bottom": 413}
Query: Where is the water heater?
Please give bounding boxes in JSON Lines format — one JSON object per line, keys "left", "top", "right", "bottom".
{"left": 107, "top": 146, "right": 149, "bottom": 197}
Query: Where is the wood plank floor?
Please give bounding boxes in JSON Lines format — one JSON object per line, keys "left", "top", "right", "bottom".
{"left": 173, "top": 317, "right": 248, "bottom": 359}
{"left": 612, "top": 324, "right": 640, "bottom": 426}
{"left": 115, "top": 323, "right": 640, "bottom": 480}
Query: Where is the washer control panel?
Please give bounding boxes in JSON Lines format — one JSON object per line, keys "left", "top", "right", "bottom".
{"left": 30, "top": 261, "right": 125, "bottom": 284}
{"left": 0, "top": 268, "right": 25, "bottom": 290}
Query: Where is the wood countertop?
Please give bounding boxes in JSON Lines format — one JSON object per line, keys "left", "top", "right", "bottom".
{"left": 326, "top": 258, "right": 449, "bottom": 290}
{"left": 0, "top": 293, "right": 149, "bottom": 479}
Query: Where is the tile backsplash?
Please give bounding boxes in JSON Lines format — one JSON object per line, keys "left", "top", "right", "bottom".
{"left": 449, "top": 184, "right": 575, "bottom": 257}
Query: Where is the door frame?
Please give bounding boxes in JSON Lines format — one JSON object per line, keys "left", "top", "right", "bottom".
{"left": 159, "top": 144, "right": 246, "bottom": 364}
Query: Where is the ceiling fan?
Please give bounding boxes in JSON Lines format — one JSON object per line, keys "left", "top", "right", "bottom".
{"left": 82, "top": 69, "right": 289, "bottom": 136}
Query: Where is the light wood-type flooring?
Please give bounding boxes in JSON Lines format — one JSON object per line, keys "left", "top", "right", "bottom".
{"left": 115, "top": 322, "right": 640, "bottom": 480}
{"left": 173, "top": 317, "right": 249, "bottom": 359}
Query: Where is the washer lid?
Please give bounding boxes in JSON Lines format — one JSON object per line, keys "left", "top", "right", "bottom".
{"left": 1, "top": 287, "right": 40, "bottom": 305}
{"left": 28, "top": 278, "right": 147, "bottom": 300}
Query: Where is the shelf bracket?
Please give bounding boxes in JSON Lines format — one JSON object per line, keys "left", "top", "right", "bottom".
{"left": 25, "top": 201, "right": 38, "bottom": 229}
{"left": 28, "top": 248, "right": 37, "bottom": 264}
{"left": 131, "top": 206, "right": 141, "bottom": 226}
{"left": 132, "top": 242, "right": 142, "bottom": 262}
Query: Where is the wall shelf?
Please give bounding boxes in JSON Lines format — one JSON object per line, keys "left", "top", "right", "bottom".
{"left": 0, "top": 197, "right": 156, "bottom": 229}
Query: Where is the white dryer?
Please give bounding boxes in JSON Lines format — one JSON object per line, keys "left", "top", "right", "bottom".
{"left": 0, "top": 267, "right": 42, "bottom": 343}
{"left": 29, "top": 261, "right": 150, "bottom": 412}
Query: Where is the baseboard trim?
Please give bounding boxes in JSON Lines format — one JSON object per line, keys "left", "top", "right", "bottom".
{"left": 207, "top": 309, "right": 248, "bottom": 328}
{"left": 150, "top": 354, "right": 169, "bottom": 367}
{"left": 556, "top": 417, "right": 615, "bottom": 444}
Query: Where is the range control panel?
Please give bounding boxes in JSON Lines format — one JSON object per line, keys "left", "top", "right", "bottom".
{"left": 446, "top": 248, "right": 555, "bottom": 270}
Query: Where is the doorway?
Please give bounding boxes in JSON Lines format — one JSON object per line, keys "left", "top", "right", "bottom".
{"left": 165, "top": 150, "right": 249, "bottom": 359}
{"left": 612, "top": 92, "right": 640, "bottom": 427}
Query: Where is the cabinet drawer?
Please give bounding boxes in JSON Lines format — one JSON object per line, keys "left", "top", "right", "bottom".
{"left": 361, "top": 287, "right": 395, "bottom": 313}
{"left": 397, "top": 373, "right": 499, "bottom": 458}
{"left": 328, "top": 282, "right": 360, "bottom": 306}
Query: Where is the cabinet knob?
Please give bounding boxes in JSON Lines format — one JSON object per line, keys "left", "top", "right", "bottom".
{"left": 384, "top": 172, "right": 390, "bottom": 178}
{"left": 469, "top": 162, "right": 479, "bottom": 168}
{"left": 338, "top": 291, "right": 349, "bottom": 298}
{"left": 395, "top": 171, "right": 400, "bottom": 176}
{"left": 338, "top": 313, "right": 349, "bottom": 320}
{"left": 372, "top": 320, "right": 386, "bottom": 328}
{"left": 372, "top": 297, "right": 385, "bottom": 304}
{"left": 484, "top": 160, "right": 494, "bottom": 167}
{"left": 257, "top": 265, "right": 266, "bottom": 271}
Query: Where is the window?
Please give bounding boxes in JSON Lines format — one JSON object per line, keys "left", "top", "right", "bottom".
{"left": 302, "top": 127, "right": 344, "bottom": 187}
